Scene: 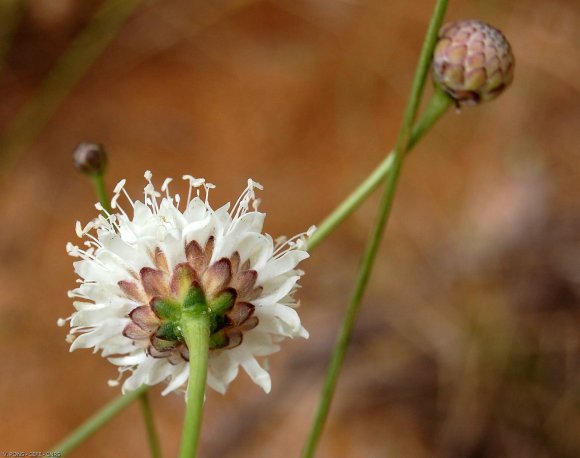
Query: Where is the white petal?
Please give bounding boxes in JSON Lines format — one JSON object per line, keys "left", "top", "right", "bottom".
{"left": 253, "top": 275, "right": 300, "bottom": 306}
{"left": 71, "top": 309, "right": 120, "bottom": 327}
{"left": 256, "top": 304, "right": 304, "bottom": 336}
{"left": 109, "top": 352, "right": 148, "bottom": 366}
{"left": 257, "top": 250, "right": 309, "bottom": 282}
{"left": 207, "top": 351, "right": 239, "bottom": 391}
{"left": 70, "top": 319, "right": 126, "bottom": 352}
{"left": 162, "top": 363, "right": 189, "bottom": 395}
{"left": 240, "top": 355, "right": 271, "bottom": 393}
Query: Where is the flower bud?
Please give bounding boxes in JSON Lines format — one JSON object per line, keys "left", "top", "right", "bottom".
{"left": 432, "top": 20, "right": 514, "bottom": 107}
{"left": 72, "top": 142, "right": 108, "bottom": 175}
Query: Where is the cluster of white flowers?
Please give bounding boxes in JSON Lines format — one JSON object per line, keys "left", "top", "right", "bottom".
{"left": 61, "top": 172, "right": 314, "bottom": 395}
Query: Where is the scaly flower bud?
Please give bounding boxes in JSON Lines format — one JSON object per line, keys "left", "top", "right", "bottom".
{"left": 432, "top": 20, "right": 515, "bottom": 107}
{"left": 72, "top": 142, "right": 108, "bottom": 175}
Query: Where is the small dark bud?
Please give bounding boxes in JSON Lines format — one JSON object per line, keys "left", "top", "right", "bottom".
{"left": 72, "top": 143, "right": 107, "bottom": 175}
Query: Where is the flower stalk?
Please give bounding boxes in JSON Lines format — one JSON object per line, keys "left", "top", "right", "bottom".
{"left": 178, "top": 309, "right": 211, "bottom": 458}
{"left": 51, "top": 384, "right": 150, "bottom": 456}
{"left": 90, "top": 173, "right": 112, "bottom": 214}
{"left": 303, "top": 0, "right": 450, "bottom": 455}
{"left": 306, "top": 86, "right": 451, "bottom": 252}
{"left": 138, "top": 391, "right": 163, "bottom": 458}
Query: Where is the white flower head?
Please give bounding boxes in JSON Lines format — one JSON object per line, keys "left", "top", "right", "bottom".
{"left": 61, "top": 172, "right": 312, "bottom": 395}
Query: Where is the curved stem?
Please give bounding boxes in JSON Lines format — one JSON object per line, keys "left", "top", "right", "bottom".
{"left": 306, "top": 89, "right": 450, "bottom": 252}
{"left": 51, "top": 384, "right": 150, "bottom": 456}
{"left": 302, "top": 1, "right": 450, "bottom": 455}
{"left": 178, "top": 311, "right": 211, "bottom": 458}
{"left": 302, "top": 155, "right": 407, "bottom": 458}
{"left": 139, "top": 391, "right": 163, "bottom": 458}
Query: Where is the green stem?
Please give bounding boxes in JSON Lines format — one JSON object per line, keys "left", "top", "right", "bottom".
{"left": 306, "top": 88, "right": 450, "bottom": 252}
{"left": 302, "top": 144, "right": 406, "bottom": 458}
{"left": 393, "top": 5, "right": 449, "bottom": 152}
{"left": 178, "top": 311, "right": 211, "bottom": 458}
{"left": 51, "top": 384, "right": 150, "bottom": 456}
{"left": 90, "top": 173, "right": 111, "bottom": 214}
{"left": 302, "top": 1, "right": 449, "bottom": 456}
{"left": 0, "top": 0, "right": 142, "bottom": 181}
{"left": 138, "top": 391, "right": 163, "bottom": 458}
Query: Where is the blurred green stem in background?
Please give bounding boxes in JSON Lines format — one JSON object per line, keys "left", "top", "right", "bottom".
{"left": 51, "top": 384, "right": 149, "bottom": 456}
{"left": 302, "top": 0, "right": 451, "bottom": 455}
{"left": 305, "top": 86, "right": 452, "bottom": 252}
{"left": 0, "top": 0, "right": 23, "bottom": 71}
{"left": 139, "top": 391, "right": 163, "bottom": 458}
{"left": 0, "top": 0, "right": 142, "bottom": 181}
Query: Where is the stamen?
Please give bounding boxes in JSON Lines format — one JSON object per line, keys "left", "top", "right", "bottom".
{"left": 143, "top": 171, "right": 162, "bottom": 214}
{"left": 67, "top": 289, "right": 88, "bottom": 299}
{"left": 110, "top": 195, "right": 129, "bottom": 217}
{"left": 82, "top": 232, "right": 102, "bottom": 248}
{"left": 75, "top": 221, "right": 95, "bottom": 238}
{"left": 182, "top": 175, "right": 205, "bottom": 207}
{"left": 94, "top": 203, "right": 118, "bottom": 230}
{"left": 57, "top": 317, "right": 71, "bottom": 327}
{"left": 112, "top": 179, "right": 134, "bottom": 213}
{"left": 230, "top": 180, "right": 261, "bottom": 222}
{"left": 107, "top": 367, "right": 127, "bottom": 387}
{"left": 113, "top": 179, "right": 127, "bottom": 194}
{"left": 204, "top": 182, "right": 215, "bottom": 206}
{"left": 121, "top": 187, "right": 135, "bottom": 209}
{"left": 161, "top": 178, "right": 173, "bottom": 197}
{"left": 273, "top": 225, "right": 316, "bottom": 257}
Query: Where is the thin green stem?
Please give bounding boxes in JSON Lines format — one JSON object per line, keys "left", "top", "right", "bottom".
{"left": 394, "top": 1, "right": 449, "bottom": 153}
{"left": 303, "top": 145, "right": 406, "bottom": 458}
{"left": 306, "top": 90, "right": 450, "bottom": 252}
{"left": 51, "top": 384, "right": 150, "bottom": 456}
{"left": 302, "top": 1, "right": 449, "bottom": 456}
{"left": 90, "top": 173, "right": 111, "bottom": 214}
{"left": 178, "top": 311, "right": 211, "bottom": 458}
{"left": 138, "top": 391, "right": 163, "bottom": 458}
{"left": 0, "top": 0, "right": 142, "bottom": 181}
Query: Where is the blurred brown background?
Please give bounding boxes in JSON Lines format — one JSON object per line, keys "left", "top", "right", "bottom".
{"left": 0, "top": 0, "right": 579, "bottom": 457}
